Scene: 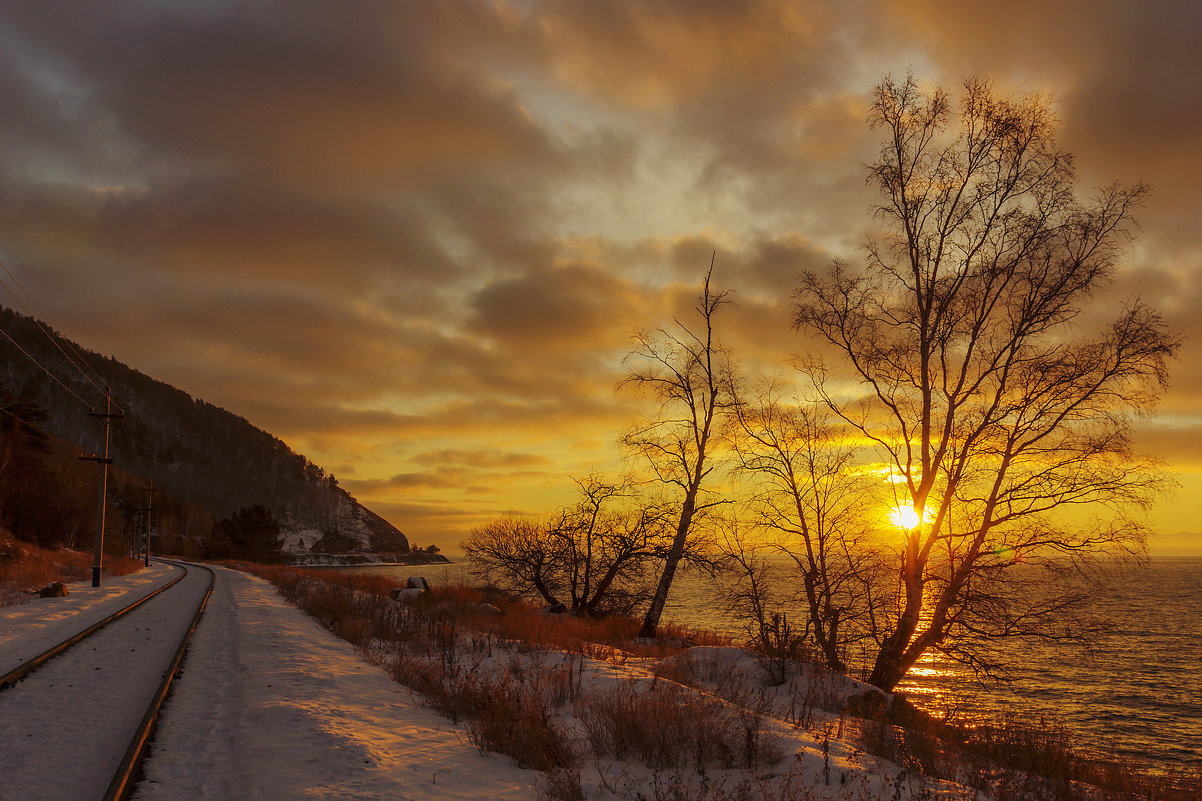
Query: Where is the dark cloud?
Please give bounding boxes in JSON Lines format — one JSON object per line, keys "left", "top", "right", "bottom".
{"left": 0, "top": 178, "right": 461, "bottom": 290}
{"left": 470, "top": 262, "right": 645, "bottom": 351}
{"left": 0, "top": 0, "right": 1196, "bottom": 551}
{"left": 2, "top": 2, "right": 551, "bottom": 185}
{"left": 413, "top": 449, "right": 554, "bottom": 469}
{"left": 346, "top": 465, "right": 555, "bottom": 495}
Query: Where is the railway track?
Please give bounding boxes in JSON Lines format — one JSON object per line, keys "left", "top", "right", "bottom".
{"left": 0, "top": 564, "right": 188, "bottom": 691}
{"left": 0, "top": 560, "right": 214, "bottom": 801}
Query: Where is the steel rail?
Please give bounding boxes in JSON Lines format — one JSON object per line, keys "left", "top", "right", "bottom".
{"left": 102, "top": 560, "right": 215, "bottom": 801}
{"left": 0, "top": 563, "right": 187, "bottom": 690}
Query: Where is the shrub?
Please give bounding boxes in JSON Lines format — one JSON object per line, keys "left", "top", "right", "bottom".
{"left": 464, "top": 676, "right": 575, "bottom": 772}
{"left": 0, "top": 534, "right": 144, "bottom": 606}
{"left": 577, "top": 679, "right": 782, "bottom": 770}
{"left": 852, "top": 696, "right": 1197, "bottom": 800}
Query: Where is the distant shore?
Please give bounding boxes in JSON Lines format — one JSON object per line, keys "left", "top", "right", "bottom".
{"left": 285, "top": 552, "right": 451, "bottom": 567}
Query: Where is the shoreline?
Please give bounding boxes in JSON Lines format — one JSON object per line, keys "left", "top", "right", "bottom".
{"left": 244, "top": 561, "right": 1194, "bottom": 797}
{"left": 285, "top": 552, "right": 451, "bottom": 568}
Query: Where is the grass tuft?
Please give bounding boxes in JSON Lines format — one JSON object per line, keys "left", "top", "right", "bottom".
{"left": 1, "top": 533, "right": 143, "bottom": 606}
{"left": 577, "top": 679, "right": 782, "bottom": 771}
{"left": 236, "top": 560, "right": 1190, "bottom": 798}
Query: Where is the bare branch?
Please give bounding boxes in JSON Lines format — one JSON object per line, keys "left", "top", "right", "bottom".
{"left": 792, "top": 76, "right": 1179, "bottom": 691}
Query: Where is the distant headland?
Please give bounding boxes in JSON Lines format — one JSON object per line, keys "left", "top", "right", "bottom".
{"left": 286, "top": 552, "right": 451, "bottom": 567}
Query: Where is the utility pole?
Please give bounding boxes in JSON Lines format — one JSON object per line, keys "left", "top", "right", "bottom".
{"left": 80, "top": 388, "right": 123, "bottom": 587}
{"left": 143, "top": 480, "right": 154, "bottom": 567}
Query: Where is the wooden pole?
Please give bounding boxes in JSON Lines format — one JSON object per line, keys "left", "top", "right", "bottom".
{"left": 144, "top": 480, "right": 154, "bottom": 567}
{"left": 80, "top": 388, "right": 122, "bottom": 587}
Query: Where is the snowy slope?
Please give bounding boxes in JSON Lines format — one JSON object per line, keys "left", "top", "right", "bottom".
{"left": 134, "top": 566, "right": 540, "bottom": 800}
{"left": 1, "top": 564, "right": 985, "bottom": 800}
{"left": 0, "top": 562, "right": 180, "bottom": 677}
{"left": 0, "top": 564, "right": 211, "bottom": 800}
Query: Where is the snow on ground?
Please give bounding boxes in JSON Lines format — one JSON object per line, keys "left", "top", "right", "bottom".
{"left": 0, "top": 563, "right": 212, "bottom": 800}
{"left": 134, "top": 565, "right": 541, "bottom": 801}
{"left": 2, "top": 562, "right": 980, "bottom": 800}
{"left": 363, "top": 631, "right": 957, "bottom": 800}
{"left": 0, "top": 561, "right": 180, "bottom": 678}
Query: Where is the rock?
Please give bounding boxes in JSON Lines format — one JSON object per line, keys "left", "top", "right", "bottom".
{"left": 38, "top": 582, "right": 69, "bottom": 598}
{"left": 406, "top": 576, "right": 431, "bottom": 592}
{"left": 471, "top": 602, "right": 502, "bottom": 616}
{"left": 845, "top": 689, "right": 891, "bottom": 719}
{"left": 662, "top": 637, "right": 697, "bottom": 650}
{"left": 545, "top": 602, "right": 567, "bottom": 614}
{"left": 389, "top": 588, "right": 425, "bottom": 603}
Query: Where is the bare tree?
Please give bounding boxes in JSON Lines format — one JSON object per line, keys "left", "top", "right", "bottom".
{"left": 714, "top": 519, "right": 801, "bottom": 684}
{"left": 729, "top": 382, "right": 885, "bottom": 672}
{"left": 622, "top": 256, "right": 734, "bottom": 638}
{"left": 793, "top": 76, "right": 1179, "bottom": 691}
{"left": 715, "top": 521, "right": 780, "bottom": 645}
{"left": 462, "top": 476, "right": 673, "bottom": 616}
{"left": 462, "top": 515, "right": 561, "bottom": 604}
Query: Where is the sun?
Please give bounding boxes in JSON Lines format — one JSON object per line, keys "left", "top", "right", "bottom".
{"left": 889, "top": 505, "right": 923, "bottom": 530}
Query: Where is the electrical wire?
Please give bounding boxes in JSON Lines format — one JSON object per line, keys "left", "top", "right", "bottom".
{"left": 0, "top": 324, "right": 93, "bottom": 409}
{"left": 0, "top": 257, "right": 155, "bottom": 490}
{"left": 119, "top": 414, "right": 152, "bottom": 490}
{"left": 0, "top": 403, "right": 91, "bottom": 461}
{"left": 0, "top": 258, "right": 118, "bottom": 410}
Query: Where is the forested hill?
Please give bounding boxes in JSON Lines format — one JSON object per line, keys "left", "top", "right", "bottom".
{"left": 0, "top": 305, "right": 408, "bottom": 555}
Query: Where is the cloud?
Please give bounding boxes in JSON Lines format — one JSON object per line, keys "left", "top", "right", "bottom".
{"left": 470, "top": 261, "right": 649, "bottom": 353}
{"left": 2, "top": 2, "right": 552, "bottom": 185}
{"left": 413, "top": 449, "right": 554, "bottom": 469}
{"left": 0, "top": 178, "right": 462, "bottom": 291}
{"left": 876, "top": 0, "right": 1202, "bottom": 249}
{"left": 1, "top": 0, "right": 1198, "bottom": 552}
{"left": 520, "top": 1, "right": 855, "bottom": 109}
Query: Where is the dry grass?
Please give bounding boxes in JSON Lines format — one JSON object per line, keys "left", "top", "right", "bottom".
{"left": 241, "top": 563, "right": 405, "bottom": 643}
{"left": 577, "top": 679, "right": 782, "bottom": 771}
{"left": 239, "top": 562, "right": 727, "bottom": 661}
{"left": 0, "top": 534, "right": 143, "bottom": 606}
{"left": 588, "top": 759, "right": 957, "bottom": 801}
{"left": 464, "top": 673, "right": 576, "bottom": 771}
{"left": 236, "top": 561, "right": 1189, "bottom": 799}
{"left": 239, "top": 563, "right": 778, "bottom": 777}
{"left": 852, "top": 695, "right": 1201, "bottom": 801}
{"left": 383, "top": 656, "right": 577, "bottom": 771}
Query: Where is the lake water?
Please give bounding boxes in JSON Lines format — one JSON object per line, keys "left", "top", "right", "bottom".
{"left": 348, "top": 556, "right": 1201, "bottom": 773}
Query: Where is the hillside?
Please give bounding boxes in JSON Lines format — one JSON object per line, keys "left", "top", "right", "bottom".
{"left": 0, "top": 305, "right": 407, "bottom": 556}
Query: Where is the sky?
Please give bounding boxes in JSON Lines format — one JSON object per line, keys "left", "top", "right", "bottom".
{"left": 0, "top": 1, "right": 1199, "bottom": 555}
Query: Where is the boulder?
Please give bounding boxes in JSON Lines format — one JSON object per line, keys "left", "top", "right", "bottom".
{"left": 389, "top": 587, "right": 425, "bottom": 603}
{"left": 406, "top": 576, "right": 431, "bottom": 592}
{"left": 844, "top": 688, "right": 892, "bottom": 719}
{"left": 471, "top": 602, "right": 502, "bottom": 616}
{"left": 38, "top": 582, "right": 69, "bottom": 598}
{"left": 545, "top": 602, "right": 567, "bottom": 615}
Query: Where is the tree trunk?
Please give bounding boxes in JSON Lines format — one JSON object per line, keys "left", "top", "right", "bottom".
{"left": 638, "top": 486, "right": 699, "bottom": 638}
{"left": 867, "top": 533, "right": 925, "bottom": 691}
{"left": 867, "top": 649, "right": 910, "bottom": 693}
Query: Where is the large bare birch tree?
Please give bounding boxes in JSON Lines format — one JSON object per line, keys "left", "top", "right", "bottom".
{"left": 793, "top": 76, "right": 1179, "bottom": 691}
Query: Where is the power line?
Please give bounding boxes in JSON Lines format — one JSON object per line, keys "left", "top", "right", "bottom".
{"left": 0, "top": 255, "right": 108, "bottom": 387}
{"left": 0, "top": 257, "right": 157, "bottom": 494}
{"left": 0, "top": 258, "right": 116, "bottom": 408}
{"left": 0, "top": 323, "right": 93, "bottom": 409}
{"left": 119, "top": 414, "right": 153, "bottom": 490}
{"left": 0, "top": 402, "right": 57, "bottom": 442}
